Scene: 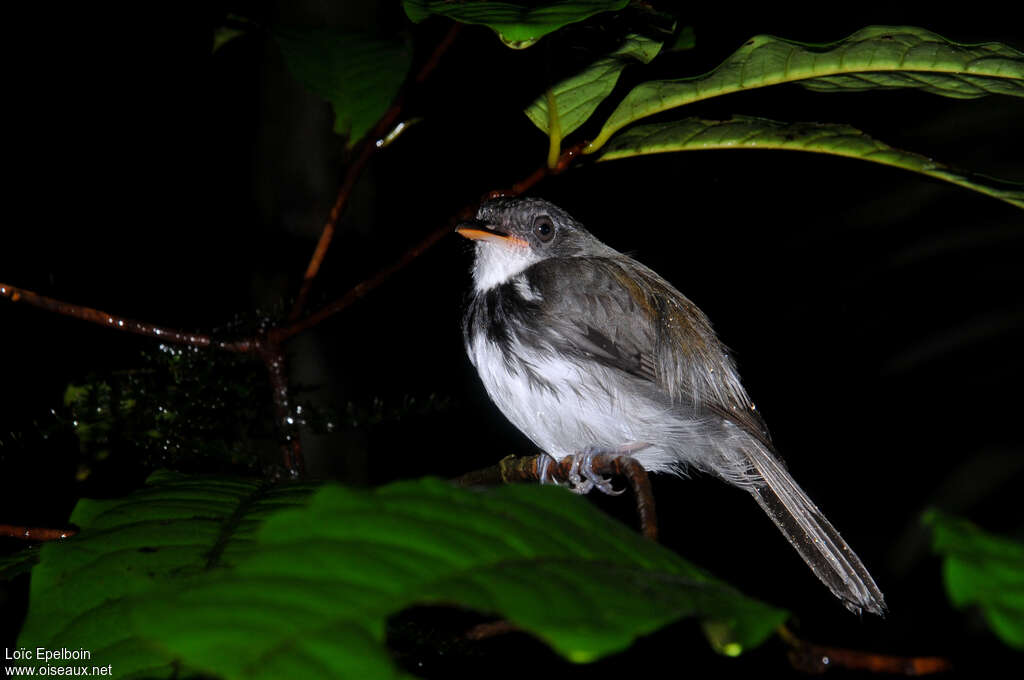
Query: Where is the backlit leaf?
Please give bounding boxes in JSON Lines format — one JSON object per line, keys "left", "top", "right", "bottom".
{"left": 597, "top": 117, "right": 1024, "bottom": 209}
{"left": 403, "top": 0, "right": 628, "bottom": 49}
{"left": 525, "top": 33, "right": 663, "bottom": 137}
{"left": 17, "top": 474, "right": 787, "bottom": 678}
{"left": 924, "top": 510, "right": 1024, "bottom": 650}
{"left": 588, "top": 26, "right": 1024, "bottom": 151}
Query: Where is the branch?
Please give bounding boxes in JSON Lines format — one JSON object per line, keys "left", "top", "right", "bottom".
{"left": 258, "top": 334, "right": 304, "bottom": 478}
{"left": 452, "top": 450, "right": 659, "bottom": 542}
{"left": 464, "top": 619, "right": 519, "bottom": 641}
{"left": 779, "top": 626, "right": 953, "bottom": 675}
{"left": 0, "top": 524, "right": 78, "bottom": 541}
{"left": 287, "top": 23, "right": 463, "bottom": 322}
{"left": 0, "top": 283, "right": 253, "bottom": 353}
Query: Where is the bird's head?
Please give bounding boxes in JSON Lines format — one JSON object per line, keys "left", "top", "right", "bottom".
{"left": 457, "top": 197, "right": 607, "bottom": 292}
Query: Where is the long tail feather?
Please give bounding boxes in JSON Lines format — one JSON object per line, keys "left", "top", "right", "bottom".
{"left": 744, "top": 444, "right": 886, "bottom": 615}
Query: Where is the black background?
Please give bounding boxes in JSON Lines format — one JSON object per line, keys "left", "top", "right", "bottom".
{"left": 2, "top": 2, "right": 1022, "bottom": 677}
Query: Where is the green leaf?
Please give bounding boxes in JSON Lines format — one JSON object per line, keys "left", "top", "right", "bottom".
{"left": 403, "top": 0, "right": 629, "bottom": 49}
{"left": 669, "top": 26, "right": 696, "bottom": 52}
{"left": 18, "top": 475, "right": 786, "bottom": 679}
{"left": 525, "top": 33, "right": 663, "bottom": 137}
{"left": 18, "top": 471, "right": 319, "bottom": 678}
{"left": 274, "top": 28, "right": 411, "bottom": 146}
{"left": 588, "top": 26, "right": 1024, "bottom": 151}
{"left": 924, "top": 510, "right": 1024, "bottom": 650}
{"left": 213, "top": 27, "right": 246, "bottom": 54}
{"left": 596, "top": 117, "right": 1024, "bottom": 209}
{"left": 213, "top": 15, "right": 257, "bottom": 54}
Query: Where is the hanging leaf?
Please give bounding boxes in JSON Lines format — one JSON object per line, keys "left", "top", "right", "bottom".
{"left": 17, "top": 474, "right": 786, "bottom": 679}
{"left": 668, "top": 26, "right": 696, "bottom": 52}
{"left": 403, "top": 0, "right": 629, "bottom": 49}
{"left": 213, "top": 27, "right": 246, "bottom": 54}
{"left": 212, "top": 14, "right": 257, "bottom": 54}
{"left": 596, "top": 117, "right": 1024, "bottom": 209}
{"left": 587, "top": 26, "right": 1024, "bottom": 151}
{"left": 525, "top": 33, "right": 663, "bottom": 137}
{"left": 924, "top": 510, "right": 1024, "bottom": 651}
{"left": 275, "top": 28, "right": 411, "bottom": 147}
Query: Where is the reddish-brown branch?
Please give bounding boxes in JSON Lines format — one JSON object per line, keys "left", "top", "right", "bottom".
{"left": 464, "top": 620, "right": 519, "bottom": 640}
{"left": 0, "top": 282, "right": 254, "bottom": 353}
{"left": 278, "top": 219, "right": 454, "bottom": 341}
{"left": 288, "top": 23, "right": 463, "bottom": 322}
{"left": 258, "top": 334, "right": 305, "bottom": 476}
{"left": 0, "top": 524, "right": 78, "bottom": 541}
{"left": 612, "top": 455, "right": 659, "bottom": 542}
{"left": 779, "top": 626, "right": 953, "bottom": 675}
{"left": 452, "top": 451, "right": 659, "bottom": 541}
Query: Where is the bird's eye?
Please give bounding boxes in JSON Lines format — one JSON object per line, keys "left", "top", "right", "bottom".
{"left": 533, "top": 216, "right": 554, "bottom": 242}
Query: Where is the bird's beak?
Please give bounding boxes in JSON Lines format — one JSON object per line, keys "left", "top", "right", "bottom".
{"left": 456, "top": 219, "right": 529, "bottom": 247}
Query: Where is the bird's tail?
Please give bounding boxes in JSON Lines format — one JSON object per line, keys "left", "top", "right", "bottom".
{"left": 742, "top": 443, "right": 887, "bottom": 615}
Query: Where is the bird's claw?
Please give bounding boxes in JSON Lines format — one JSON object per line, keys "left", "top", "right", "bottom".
{"left": 561, "top": 447, "right": 627, "bottom": 496}
{"left": 568, "top": 453, "right": 595, "bottom": 494}
{"left": 580, "top": 447, "right": 624, "bottom": 496}
{"left": 537, "top": 452, "right": 559, "bottom": 486}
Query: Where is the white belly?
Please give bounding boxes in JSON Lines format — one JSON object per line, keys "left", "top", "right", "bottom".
{"left": 468, "top": 334, "right": 698, "bottom": 474}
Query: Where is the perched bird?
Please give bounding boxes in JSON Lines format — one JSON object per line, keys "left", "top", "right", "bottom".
{"left": 458, "top": 197, "right": 886, "bottom": 615}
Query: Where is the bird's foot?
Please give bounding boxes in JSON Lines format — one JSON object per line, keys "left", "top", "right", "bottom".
{"left": 541, "top": 444, "right": 650, "bottom": 496}
{"left": 537, "top": 450, "right": 612, "bottom": 493}
{"left": 561, "top": 447, "right": 611, "bottom": 495}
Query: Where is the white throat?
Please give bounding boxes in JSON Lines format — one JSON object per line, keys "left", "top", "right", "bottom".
{"left": 471, "top": 241, "right": 541, "bottom": 292}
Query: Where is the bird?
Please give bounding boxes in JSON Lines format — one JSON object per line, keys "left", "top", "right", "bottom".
{"left": 457, "top": 196, "right": 886, "bottom": 616}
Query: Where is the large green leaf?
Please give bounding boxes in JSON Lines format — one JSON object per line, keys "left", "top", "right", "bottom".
{"left": 525, "top": 33, "right": 663, "bottom": 137}
{"left": 17, "top": 474, "right": 786, "bottom": 679}
{"left": 587, "top": 26, "right": 1024, "bottom": 151}
{"left": 597, "top": 117, "right": 1024, "bottom": 209}
{"left": 403, "top": 0, "right": 628, "bottom": 49}
{"left": 274, "top": 28, "right": 411, "bottom": 146}
{"left": 17, "top": 472, "right": 319, "bottom": 678}
{"left": 924, "top": 510, "right": 1024, "bottom": 650}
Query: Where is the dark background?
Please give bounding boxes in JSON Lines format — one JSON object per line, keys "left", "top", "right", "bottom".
{"left": 2, "top": 2, "right": 1022, "bottom": 677}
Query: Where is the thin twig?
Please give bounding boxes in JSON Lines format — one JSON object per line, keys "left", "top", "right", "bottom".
{"left": 0, "top": 524, "right": 78, "bottom": 541}
{"left": 288, "top": 23, "right": 463, "bottom": 322}
{"left": 257, "top": 335, "right": 305, "bottom": 476}
{"left": 464, "top": 620, "right": 519, "bottom": 641}
{"left": 452, "top": 451, "right": 659, "bottom": 541}
{"left": 0, "top": 283, "right": 253, "bottom": 353}
{"left": 278, "top": 218, "right": 455, "bottom": 341}
{"left": 778, "top": 626, "right": 953, "bottom": 675}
